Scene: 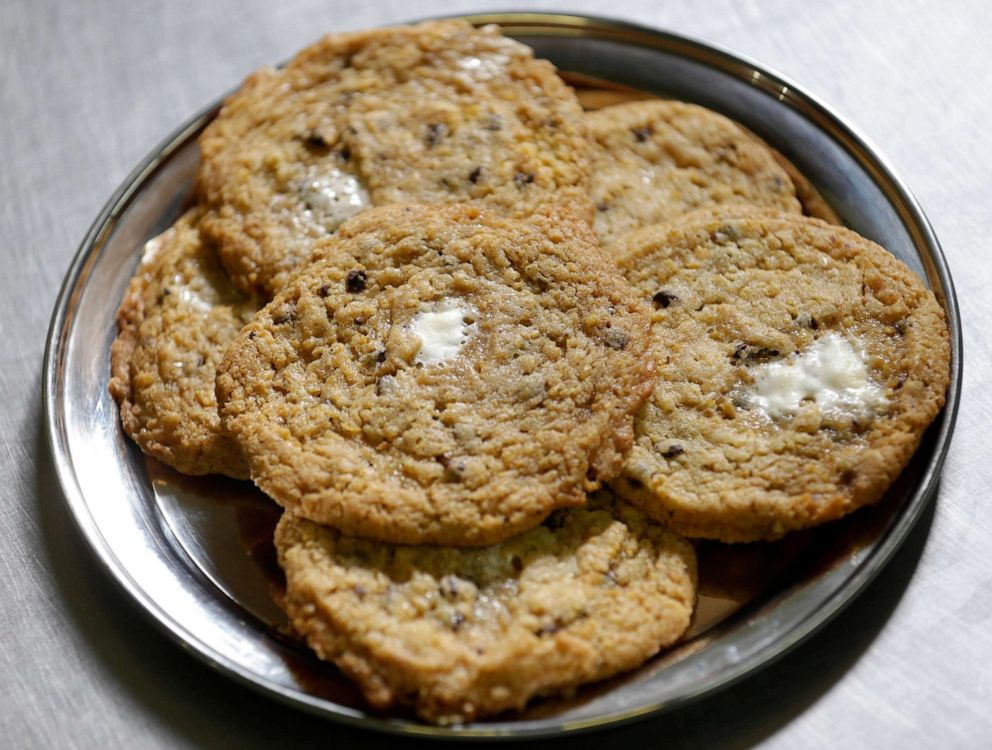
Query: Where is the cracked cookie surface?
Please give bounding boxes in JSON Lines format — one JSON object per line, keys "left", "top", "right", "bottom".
{"left": 216, "top": 203, "right": 653, "bottom": 546}
{"left": 109, "top": 209, "right": 257, "bottom": 478}
{"left": 609, "top": 209, "right": 950, "bottom": 541}
{"left": 198, "top": 20, "right": 592, "bottom": 297}
{"left": 275, "top": 490, "right": 696, "bottom": 724}
{"left": 587, "top": 100, "right": 802, "bottom": 249}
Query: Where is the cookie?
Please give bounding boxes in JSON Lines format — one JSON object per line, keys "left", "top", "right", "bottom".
{"left": 197, "top": 20, "right": 592, "bottom": 297}
{"left": 586, "top": 100, "right": 802, "bottom": 248}
{"left": 216, "top": 203, "right": 654, "bottom": 546}
{"left": 275, "top": 490, "right": 697, "bottom": 724}
{"left": 109, "top": 209, "right": 257, "bottom": 478}
{"left": 609, "top": 209, "right": 950, "bottom": 542}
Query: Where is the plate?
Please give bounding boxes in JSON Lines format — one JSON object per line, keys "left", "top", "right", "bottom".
{"left": 43, "top": 12, "right": 962, "bottom": 739}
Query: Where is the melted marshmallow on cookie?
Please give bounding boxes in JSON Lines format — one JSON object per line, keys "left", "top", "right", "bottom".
{"left": 410, "top": 299, "right": 477, "bottom": 365}
{"left": 745, "top": 333, "right": 887, "bottom": 419}
{"left": 299, "top": 168, "right": 369, "bottom": 232}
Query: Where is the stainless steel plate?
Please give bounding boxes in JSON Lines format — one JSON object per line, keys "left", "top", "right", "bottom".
{"left": 43, "top": 12, "right": 962, "bottom": 739}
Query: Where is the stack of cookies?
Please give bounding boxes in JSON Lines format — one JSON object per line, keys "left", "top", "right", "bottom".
{"left": 109, "top": 20, "right": 950, "bottom": 724}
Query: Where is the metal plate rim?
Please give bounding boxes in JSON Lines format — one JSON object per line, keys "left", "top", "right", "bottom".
{"left": 43, "top": 11, "right": 962, "bottom": 740}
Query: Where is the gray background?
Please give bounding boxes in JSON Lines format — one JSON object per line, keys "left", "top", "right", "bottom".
{"left": 2, "top": 0, "right": 990, "bottom": 747}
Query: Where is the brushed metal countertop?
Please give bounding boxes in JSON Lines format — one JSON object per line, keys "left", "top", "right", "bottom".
{"left": 2, "top": 0, "right": 990, "bottom": 747}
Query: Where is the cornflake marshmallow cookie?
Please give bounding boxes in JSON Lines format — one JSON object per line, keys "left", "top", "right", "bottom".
{"left": 109, "top": 209, "right": 258, "bottom": 478}
{"left": 586, "top": 100, "right": 802, "bottom": 248}
{"left": 275, "top": 490, "right": 697, "bottom": 724}
{"left": 197, "top": 19, "right": 593, "bottom": 297}
{"left": 216, "top": 203, "right": 654, "bottom": 546}
{"left": 609, "top": 209, "right": 950, "bottom": 542}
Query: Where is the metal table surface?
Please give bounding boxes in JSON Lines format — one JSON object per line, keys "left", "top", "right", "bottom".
{"left": 2, "top": 0, "right": 989, "bottom": 747}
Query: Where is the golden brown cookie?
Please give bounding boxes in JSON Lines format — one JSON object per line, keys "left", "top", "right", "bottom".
{"left": 586, "top": 100, "right": 802, "bottom": 248}
{"left": 609, "top": 209, "right": 950, "bottom": 542}
{"left": 197, "top": 20, "right": 592, "bottom": 297}
{"left": 109, "top": 209, "right": 257, "bottom": 478}
{"left": 216, "top": 203, "right": 654, "bottom": 546}
{"left": 275, "top": 491, "right": 697, "bottom": 724}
